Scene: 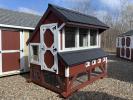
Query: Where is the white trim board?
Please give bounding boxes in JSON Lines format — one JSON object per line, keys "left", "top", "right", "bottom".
{"left": 0, "top": 24, "right": 35, "bottom": 30}
{"left": 0, "top": 50, "right": 20, "bottom": 53}
{"left": 20, "top": 30, "right": 25, "bottom": 71}
{"left": 0, "top": 70, "right": 29, "bottom": 77}
{"left": 0, "top": 29, "right": 2, "bottom": 75}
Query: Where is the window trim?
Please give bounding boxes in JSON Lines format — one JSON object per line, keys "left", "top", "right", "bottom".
{"left": 61, "top": 28, "right": 100, "bottom": 52}
{"left": 29, "top": 43, "right": 40, "bottom": 65}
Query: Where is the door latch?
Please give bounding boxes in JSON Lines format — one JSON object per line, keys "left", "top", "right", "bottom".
{"left": 20, "top": 49, "right": 23, "bottom": 52}
{"left": 53, "top": 48, "right": 57, "bottom": 52}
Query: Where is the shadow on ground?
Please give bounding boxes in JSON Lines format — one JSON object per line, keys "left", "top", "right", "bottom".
{"left": 67, "top": 91, "right": 127, "bottom": 100}
{"left": 107, "top": 53, "right": 133, "bottom": 83}
{"left": 20, "top": 72, "right": 30, "bottom": 81}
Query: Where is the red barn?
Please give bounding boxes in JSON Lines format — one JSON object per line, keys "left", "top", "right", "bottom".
{"left": 116, "top": 30, "right": 133, "bottom": 61}
{"left": 27, "top": 4, "right": 109, "bottom": 97}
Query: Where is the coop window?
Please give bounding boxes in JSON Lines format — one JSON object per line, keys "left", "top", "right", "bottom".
{"left": 65, "top": 27, "right": 77, "bottom": 48}
{"left": 79, "top": 29, "right": 88, "bottom": 47}
{"left": 90, "top": 29, "right": 97, "bottom": 46}
{"left": 30, "top": 44, "right": 40, "bottom": 64}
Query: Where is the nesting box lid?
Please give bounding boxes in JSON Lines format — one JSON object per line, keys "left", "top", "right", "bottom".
{"left": 58, "top": 48, "right": 107, "bottom": 66}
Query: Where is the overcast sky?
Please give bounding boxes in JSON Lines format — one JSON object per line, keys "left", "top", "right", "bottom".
{"left": 0, "top": 0, "right": 133, "bottom": 20}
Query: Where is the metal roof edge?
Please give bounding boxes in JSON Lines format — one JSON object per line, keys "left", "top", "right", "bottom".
{"left": 0, "top": 24, "right": 35, "bottom": 30}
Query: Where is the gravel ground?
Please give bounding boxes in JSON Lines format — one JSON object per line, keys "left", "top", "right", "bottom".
{"left": 0, "top": 54, "right": 133, "bottom": 100}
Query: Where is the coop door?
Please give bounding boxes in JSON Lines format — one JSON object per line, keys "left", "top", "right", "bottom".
{"left": 40, "top": 23, "right": 58, "bottom": 74}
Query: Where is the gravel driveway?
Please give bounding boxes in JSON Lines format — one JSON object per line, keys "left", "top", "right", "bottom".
{"left": 0, "top": 54, "right": 133, "bottom": 100}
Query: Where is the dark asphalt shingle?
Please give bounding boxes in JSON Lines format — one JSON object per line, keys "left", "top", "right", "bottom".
{"left": 0, "top": 8, "right": 41, "bottom": 28}
{"left": 58, "top": 48, "right": 108, "bottom": 66}
{"left": 50, "top": 4, "right": 108, "bottom": 28}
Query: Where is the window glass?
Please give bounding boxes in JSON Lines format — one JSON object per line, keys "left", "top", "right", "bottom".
{"left": 65, "top": 27, "right": 77, "bottom": 48}
{"left": 90, "top": 29, "right": 97, "bottom": 46}
{"left": 31, "top": 45, "right": 39, "bottom": 62}
{"left": 79, "top": 29, "right": 88, "bottom": 47}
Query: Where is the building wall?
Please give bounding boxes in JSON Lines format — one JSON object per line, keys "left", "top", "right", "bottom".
{"left": 23, "top": 30, "right": 30, "bottom": 71}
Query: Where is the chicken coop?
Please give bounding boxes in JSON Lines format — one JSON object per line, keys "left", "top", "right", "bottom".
{"left": 27, "top": 4, "right": 109, "bottom": 97}
{"left": 116, "top": 30, "right": 133, "bottom": 61}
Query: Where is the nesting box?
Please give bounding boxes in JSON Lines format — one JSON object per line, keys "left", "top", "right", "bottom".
{"left": 27, "top": 4, "right": 109, "bottom": 97}
{"left": 116, "top": 30, "right": 133, "bottom": 61}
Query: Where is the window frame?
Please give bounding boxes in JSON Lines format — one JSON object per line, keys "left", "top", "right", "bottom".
{"left": 64, "top": 27, "right": 77, "bottom": 48}
{"left": 29, "top": 43, "right": 40, "bottom": 65}
{"left": 61, "top": 27, "right": 100, "bottom": 52}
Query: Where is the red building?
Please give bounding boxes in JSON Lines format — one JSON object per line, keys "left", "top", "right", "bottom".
{"left": 116, "top": 30, "right": 133, "bottom": 61}
{"left": 27, "top": 4, "right": 109, "bottom": 97}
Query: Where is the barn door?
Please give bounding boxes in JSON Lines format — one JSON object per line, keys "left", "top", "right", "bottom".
{"left": 40, "top": 23, "right": 58, "bottom": 74}
{"left": 0, "top": 30, "right": 24, "bottom": 73}
{"left": 120, "top": 36, "right": 132, "bottom": 60}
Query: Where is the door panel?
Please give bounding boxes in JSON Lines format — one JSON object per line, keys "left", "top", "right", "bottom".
{"left": 40, "top": 23, "right": 58, "bottom": 74}
{"left": 2, "top": 52, "right": 20, "bottom": 72}
{"left": 2, "top": 30, "right": 20, "bottom": 50}
{"left": 1, "top": 30, "right": 21, "bottom": 73}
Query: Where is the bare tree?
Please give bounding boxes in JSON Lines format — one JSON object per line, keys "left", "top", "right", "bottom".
{"left": 72, "top": 0, "right": 133, "bottom": 52}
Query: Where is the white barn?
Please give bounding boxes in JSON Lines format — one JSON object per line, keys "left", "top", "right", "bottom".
{"left": 116, "top": 30, "right": 133, "bottom": 61}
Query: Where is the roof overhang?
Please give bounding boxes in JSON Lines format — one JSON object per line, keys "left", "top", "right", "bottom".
{"left": 0, "top": 24, "right": 35, "bottom": 30}
{"left": 66, "top": 21, "right": 109, "bottom": 30}
{"left": 58, "top": 48, "right": 108, "bottom": 67}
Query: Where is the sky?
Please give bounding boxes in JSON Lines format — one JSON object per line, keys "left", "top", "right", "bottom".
{"left": 0, "top": 0, "right": 133, "bottom": 20}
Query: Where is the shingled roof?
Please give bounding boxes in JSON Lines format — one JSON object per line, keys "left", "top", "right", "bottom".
{"left": 49, "top": 4, "right": 108, "bottom": 28}
{"left": 58, "top": 48, "right": 107, "bottom": 66}
{"left": 0, "top": 8, "right": 41, "bottom": 29}
{"left": 119, "top": 30, "right": 133, "bottom": 36}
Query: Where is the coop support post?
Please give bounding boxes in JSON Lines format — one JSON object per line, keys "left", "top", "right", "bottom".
{"left": 105, "top": 57, "right": 108, "bottom": 74}
{"left": 62, "top": 66, "right": 71, "bottom": 97}
{"left": 88, "top": 69, "right": 91, "bottom": 80}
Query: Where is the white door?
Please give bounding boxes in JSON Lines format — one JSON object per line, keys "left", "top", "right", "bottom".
{"left": 40, "top": 23, "right": 58, "bottom": 74}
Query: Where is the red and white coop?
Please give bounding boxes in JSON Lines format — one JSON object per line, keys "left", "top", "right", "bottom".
{"left": 116, "top": 30, "right": 133, "bottom": 61}
{"left": 27, "top": 4, "right": 109, "bottom": 97}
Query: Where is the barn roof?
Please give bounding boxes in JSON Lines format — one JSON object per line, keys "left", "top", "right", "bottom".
{"left": 49, "top": 4, "right": 108, "bottom": 28}
{"left": 119, "top": 30, "right": 133, "bottom": 36}
{"left": 0, "top": 8, "right": 41, "bottom": 29}
{"left": 58, "top": 48, "right": 107, "bottom": 66}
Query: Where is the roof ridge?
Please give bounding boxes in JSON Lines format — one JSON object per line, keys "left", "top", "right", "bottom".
{"left": 49, "top": 3, "right": 97, "bottom": 19}
{"left": 0, "top": 7, "right": 41, "bottom": 17}
{"left": 118, "top": 30, "right": 133, "bottom": 36}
